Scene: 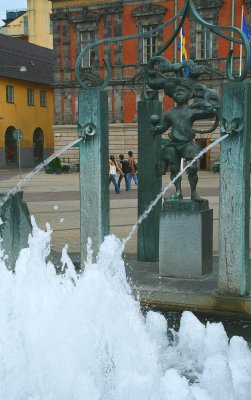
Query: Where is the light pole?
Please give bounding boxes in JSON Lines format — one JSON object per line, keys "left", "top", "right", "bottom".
{"left": 13, "top": 130, "right": 24, "bottom": 179}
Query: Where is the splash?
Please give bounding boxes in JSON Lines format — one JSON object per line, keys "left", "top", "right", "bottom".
{"left": 0, "top": 132, "right": 250, "bottom": 398}
{"left": 0, "top": 218, "right": 250, "bottom": 400}
{"left": 0, "top": 138, "right": 82, "bottom": 207}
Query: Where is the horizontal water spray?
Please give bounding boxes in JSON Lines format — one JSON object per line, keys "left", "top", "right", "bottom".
{"left": 0, "top": 138, "right": 82, "bottom": 208}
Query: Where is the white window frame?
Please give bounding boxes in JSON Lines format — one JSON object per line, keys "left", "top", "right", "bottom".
{"left": 196, "top": 21, "right": 213, "bottom": 59}
{"left": 142, "top": 25, "right": 158, "bottom": 63}
{"left": 40, "top": 90, "right": 47, "bottom": 107}
{"left": 27, "top": 88, "right": 34, "bottom": 106}
{"left": 6, "top": 85, "right": 14, "bottom": 103}
{"left": 80, "top": 31, "right": 95, "bottom": 68}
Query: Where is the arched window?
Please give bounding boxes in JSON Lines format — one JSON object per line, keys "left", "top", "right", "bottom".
{"left": 5, "top": 126, "right": 17, "bottom": 165}
{"left": 33, "top": 128, "right": 44, "bottom": 166}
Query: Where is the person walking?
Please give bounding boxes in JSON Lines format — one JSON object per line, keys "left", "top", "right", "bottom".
{"left": 128, "top": 151, "right": 138, "bottom": 188}
{"left": 109, "top": 155, "right": 123, "bottom": 194}
{"left": 118, "top": 154, "right": 131, "bottom": 192}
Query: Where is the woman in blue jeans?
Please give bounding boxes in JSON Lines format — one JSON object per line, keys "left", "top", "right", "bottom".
{"left": 109, "top": 155, "right": 123, "bottom": 194}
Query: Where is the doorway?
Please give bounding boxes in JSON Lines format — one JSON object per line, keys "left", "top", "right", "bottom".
{"left": 33, "top": 128, "right": 44, "bottom": 166}
{"left": 5, "top": 126, "right": 17, "bottom": 166}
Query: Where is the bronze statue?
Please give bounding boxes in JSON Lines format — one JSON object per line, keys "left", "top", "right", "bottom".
{"left": 146, "top": 56, "right": 220, "bottom": 202}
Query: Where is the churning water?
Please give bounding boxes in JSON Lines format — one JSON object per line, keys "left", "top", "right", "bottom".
{"left": 0, "top": 133, "right": 250, "bottom": 399}
{"left": 0, "top": 219, "right": 250, "bottom": 400}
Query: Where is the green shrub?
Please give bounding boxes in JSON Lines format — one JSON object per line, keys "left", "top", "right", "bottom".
{"left": 48, "top": 157, "right": 61, "bottom": 170}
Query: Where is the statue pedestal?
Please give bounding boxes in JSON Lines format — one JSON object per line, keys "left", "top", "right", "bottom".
{"left": 159, "top": 199, "right": 213, "bottom": 278}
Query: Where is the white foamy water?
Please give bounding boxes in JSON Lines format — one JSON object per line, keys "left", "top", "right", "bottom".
{"left": 0, "top": 217, "right": 250, "bottom": 400}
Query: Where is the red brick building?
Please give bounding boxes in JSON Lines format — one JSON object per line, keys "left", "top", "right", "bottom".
{"left": 50, "top": 0, "right": 251, "bottom": 167}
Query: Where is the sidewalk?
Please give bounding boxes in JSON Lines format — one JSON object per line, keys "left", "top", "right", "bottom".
{"left": 0, "top": 168, "right": 221, "bottom": 254}
{"left": 1, "top": 168, "right": 251, "bottom": 319}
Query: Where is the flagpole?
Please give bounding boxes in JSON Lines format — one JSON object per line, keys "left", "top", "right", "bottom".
{"left": 180, "top": 28, "right": 183, "bottom": 63}
{"left": 180, "top": 27, "right": 184, "bottom": 171}
{"left": 230, "top": 0, "right": 235, "bottom": 74}
{"left": 174, "top": 0, "right": 178, "bottom": 62}
{"left": 239, "top": 5, "right": 244, "bottom": 76}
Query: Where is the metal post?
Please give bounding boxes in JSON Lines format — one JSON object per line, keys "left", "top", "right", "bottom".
{"left": 78, "top": 89, "right": 109, "bottom": 266}
{"left": 174, "top": 0, "right": 178, "bottom": 62}
{"left": 137, "top": 99, "right": 162, "bottom": 261}
{"left": 13, "top": 129, "right": 23, "bottom": 179}
{"left": 17, "top": 139, "right": 22, "bottom": 180}
{"left": 218, "top": 82, "right": 251, "bottom": 296}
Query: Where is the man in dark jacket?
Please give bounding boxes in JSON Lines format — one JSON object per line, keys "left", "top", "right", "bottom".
{"left": 118, "top": 154, "right": 131, "bottom": 192}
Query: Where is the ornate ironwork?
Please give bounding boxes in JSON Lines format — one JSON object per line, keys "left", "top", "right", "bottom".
{"left": 75, "top": 2, "right": 186, "bottom": 90}
{"left": 75, "top": 0, "right": 250, "bottom": 91}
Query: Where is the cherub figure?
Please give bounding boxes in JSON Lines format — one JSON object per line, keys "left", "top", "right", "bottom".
{"left": 147, "top": 57, "right": 220, "bottom": 202}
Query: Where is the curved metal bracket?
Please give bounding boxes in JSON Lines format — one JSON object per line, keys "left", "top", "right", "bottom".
{"left": 75, "top": 0, "right": 250, "bottom": 93}
{"left": 75, "top": 3, "right": 186, "bottom": 91}
{"left": 189, "top": 0, "right": 250, "bottom": 81}
{"left": 193, "top": 115, "right": 220, "bottom": 135}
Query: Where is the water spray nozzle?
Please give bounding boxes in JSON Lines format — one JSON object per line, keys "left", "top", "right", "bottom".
{"left": 78, "top": 123, "right": 96, "bottom": 139}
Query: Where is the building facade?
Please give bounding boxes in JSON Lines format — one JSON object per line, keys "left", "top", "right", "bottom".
{"left": 50, "top": 0, "right": 251, "bottom": 168}
{"left": 0, "top": 34, "right": 54, "bottom": 168}
{"left": 0, "top": 0, "right": 53, "bottom": 49}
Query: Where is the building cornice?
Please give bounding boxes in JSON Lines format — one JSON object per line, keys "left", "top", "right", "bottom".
{"left": 193, "top": 0, "right": 224, "bottom": 10}
{"left": 132, "top": 4, "right": 167, "bottom": 18}
{"left": 50, "top": 0, "right": 118, "bottom": 9}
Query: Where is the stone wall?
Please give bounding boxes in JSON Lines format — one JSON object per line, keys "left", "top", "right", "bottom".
{"left": 53, "top": 125, "right": 80, "bottom": 166}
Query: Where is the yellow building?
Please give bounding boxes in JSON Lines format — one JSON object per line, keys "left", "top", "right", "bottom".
{"left": 0, "top": 10, "right": 28, "bottom": 40}
{"left": 0, "top": 0, "right": 53, "bottom": 49}
{"left": 0, "top": 33, "right": 54, "bottom": 168}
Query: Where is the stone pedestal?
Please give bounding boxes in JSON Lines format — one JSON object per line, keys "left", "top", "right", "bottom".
{"left": 159, "top": 199, "right": 213, "bottom": 278}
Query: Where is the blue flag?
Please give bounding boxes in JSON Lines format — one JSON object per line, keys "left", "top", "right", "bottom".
{"left": 242, "top": 12, "right": 251, "bottom": 66}
{"left": 242, "top": 13, "right": 250, "bottom": 40}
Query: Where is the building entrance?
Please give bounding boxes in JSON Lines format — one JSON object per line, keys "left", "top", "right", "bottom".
{"left": 5, "top": 126, "right": 17, "bottom": 166}
{"left": 33, "top": 128, "right": 44, "bottom": 166}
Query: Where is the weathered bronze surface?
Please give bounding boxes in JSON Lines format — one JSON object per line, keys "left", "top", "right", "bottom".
{"left": 137, "top": 100, "right": 162, "bottom": 262}
{"left": 146, "top": 57, "right": 220, "bottom": 202}
{"left": 0, "top": 192, "right": 32, "bottom": 270}
{"left": 218, "top": 82, "right": 251, "bottom": 296}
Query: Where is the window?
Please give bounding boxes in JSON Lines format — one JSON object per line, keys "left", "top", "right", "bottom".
{"left": 50, "top": 18, "right": 53, "bottom": 35}
{"left": 23, "top": 15, "right": 28, "bottom": 35}
{"left": 142, "top": 25, "right": 158, "bottom": 63}
{"left": 80, "top": 31, "right": 95, "bottom": 67}
{"left": 40, "top": 90, "right": 46, "bottom": 107}
{"left": 6, "top": 86, "right": 14, "bottom": 103}
{"left": 196, "top": 21, "right": 213, "bottom": 59}
{"left": 27, "top": 88, "right": 34, "bottom": 106}
{"left": 132, "top": 5, "right": 166, "bottom": 64}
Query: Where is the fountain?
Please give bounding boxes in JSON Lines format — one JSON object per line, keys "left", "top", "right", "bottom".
{"left": 0, "top": 218, "right": 250, "bottom": 399}
{"left": 0, "top": 138, "right": 82, "bottom": 270}
{"left": 0, "top": 0, "right": 250, "bottom": 398}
